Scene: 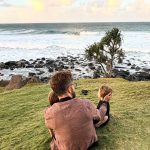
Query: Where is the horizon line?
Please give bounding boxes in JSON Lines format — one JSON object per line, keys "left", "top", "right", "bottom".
{"left": 0, "top": 21, "right": 150, "bottom": 25}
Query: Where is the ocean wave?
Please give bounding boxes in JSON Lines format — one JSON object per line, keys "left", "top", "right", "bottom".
{"left": 0, "top": 29, "right": 101, "bottom": 35}
{"left": 80, "top": 31, "right": 100, "bottom": 35}
{"left": 0, "top": 45, "right": 68, "bottom": 51}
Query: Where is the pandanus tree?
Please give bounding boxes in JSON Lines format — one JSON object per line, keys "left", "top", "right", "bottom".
{"left": 85, "top": 28, "right": 125, "bottom": 77}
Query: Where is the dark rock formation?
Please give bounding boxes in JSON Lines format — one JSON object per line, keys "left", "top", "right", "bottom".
{"left": 0, "top": 80, "right": 9, "bottom": 87}
{"left": 5, "top": 75, "right": 27, "bottom": 90}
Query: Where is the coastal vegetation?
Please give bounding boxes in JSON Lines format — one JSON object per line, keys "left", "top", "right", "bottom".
{"left": 85, "top": 28, "right": 125, "bottom": 77}
{"left": 0, "top": 78, "right": 149, "bottom": 149}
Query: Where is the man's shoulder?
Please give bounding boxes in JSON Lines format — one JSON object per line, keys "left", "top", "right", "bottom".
{"left": 73, "top": 98, "right": 93, "bottom": 106}
{"left": 73, "top": 98, "right": 91, "bottom": 103}
{"left": 44, "top": 104, "right": 58, "bottom": 117}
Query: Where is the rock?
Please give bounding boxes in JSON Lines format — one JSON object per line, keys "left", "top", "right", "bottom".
{"left": 75, "top": 68, "right": 81, "bottom": 72}
{"left": 97, "top": 66, "right": 102, "bottom": 70}
{"left": 127, "top": 72, "right": 150, "bottom": 81}
{"left": 26, "top": 64, "right": 34, "bottom": 68}
{"left": 82, "top": 75, "right": 92, "bottom": 79}
{"left": 135, "top": 72, "right": 150, "bottom": 80}
{"left": 41, "top": 57, "right": 46, "bottom": 61}
{"left": 5, "top": 61, "right": 17, "bottom": 68}
{"left": 28, "top": 72, "right": 36, "bottom": 77}
{"left": 80, "top": 90, "right": 89, "bottom": 95}
{"left": 115, "top": 66, "right": 126, "bottom": 69}
{"left": 131, "top": 64, "right": 136, "bottom": 69}
{"left": 46, "top": 59, "right": 55, "bottom": 65}
{"left": 24, "top": 61, "right": 30, "bottom": 65}
{"left": 17, "top": 61, "right": 26, "bottom": 68}
{"left": 4, "top": 62, "right": 17, "bottom": 69}
{"left": 70, "top": 58, "right": 76, "bottom": 63}
{"left": 10, "top": 67, "right": 15, "bottom": 70}
{"left": 0, "top": 73, "right": 4, "bottom": 76}
{"left": 75, "top": 61, "right": 80, "bottom": 65}
{"left": 93, "top": 70, "right": 101, "bottom": 79}
{"left": 55, "top": 64, "right": 64, "bottom": 71}
{"left": 135, "top": 66, "right": 141, "bottom": 71}
{"left": 81, "top": 63, "right": 88, "bottom": 67}
{"left": 38, "top": 60, "right": 44, "bottom": 64}
{"left": 127, "top": 63, "right": 131, "bottom": 66}
{"left": 0, "top": 62, "right": 5, "bottom": 69}
{"left": 20, "top": 59, "right": 26, "bottom": 61}
{"left": 64, "top": 65, "right": 69, "bottom": 69}
{"left": 0, "top": 80, "right": 9, "bottom": 87}
{"left": 142, "top": 68, "right": 150, "bottom": 72}
{"left": 48, "top": 67, "right": 53, "bottom": 73}
{"left": 70, "top": 65, "right": 74, "bottom": 69}
{"left": 88, "top": 63, "right": 95, "bottom": 70}
{"left": 32, "top": 61, "right": 37, "bottom": 65}
{"left": 126, "top": 75, "right": 138, "bottom": 81}
{"left": 61, "top": 57, "right": 68, "bottom": 62}
{"left": 5, "top": 75, "right": 27, "bottom": 90}
{"left": 27, "top": 76, "right": 41, "bottom": 83}
{"left": 113, "top": 69, "right": 130, "bottom": 79}
{"left": 37, "top": 70, "right": 45, "bottom": 75}
{"left": 34, "top": 63, "right": 44, "bottom": 68}
{"left": 40, "top": 77, "right": 49, "bottom": 83}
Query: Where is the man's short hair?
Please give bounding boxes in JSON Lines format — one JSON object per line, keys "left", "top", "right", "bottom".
{"left": 50, "top": 70, "right": 73, "bottom": 96}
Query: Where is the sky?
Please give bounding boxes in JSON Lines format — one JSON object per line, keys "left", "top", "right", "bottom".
{"left": 0, "top": 0, "right": 150, "bottom": 23}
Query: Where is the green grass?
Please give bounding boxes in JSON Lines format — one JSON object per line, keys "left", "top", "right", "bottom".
{"left": 0, "top": 78, "right": 150, "bottom": 150}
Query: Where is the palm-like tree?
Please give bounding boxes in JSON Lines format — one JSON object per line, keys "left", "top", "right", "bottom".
{"left": 85, "top": 28, "right": 125, "bottom": 77}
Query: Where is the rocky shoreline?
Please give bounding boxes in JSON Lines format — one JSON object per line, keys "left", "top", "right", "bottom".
{"left": 0, "top": 55, "right": 150, "bottom": 87}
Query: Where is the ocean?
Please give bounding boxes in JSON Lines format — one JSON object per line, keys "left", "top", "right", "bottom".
{"left": 0, "top": 22, "right": 150, "bottom": 63}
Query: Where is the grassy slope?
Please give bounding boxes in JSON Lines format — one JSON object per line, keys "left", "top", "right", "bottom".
{"left": 0, "top": 78, "right": 150, "bottom": 150}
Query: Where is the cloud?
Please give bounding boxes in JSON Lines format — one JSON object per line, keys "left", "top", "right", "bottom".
{"left": 126, "top": 0, "right": 150, "bottom": 21}
{"left": 0, "top": 0, "right": 149, "bottom": 23}
{"left": 107, "top": 0, "right": 121, "bottom": 8}
{"left": 31, "top": 0, "right": 44, "bottom": 11}
{"left": 42, "top": 0, "right": 74, "bottom": 7}
{"left": 0, "top": 0, "right": 12, "bottom": 7}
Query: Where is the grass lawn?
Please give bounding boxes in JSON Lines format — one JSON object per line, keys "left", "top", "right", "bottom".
{"left": 0, "top": 78, "right": 150, "bottom": 150}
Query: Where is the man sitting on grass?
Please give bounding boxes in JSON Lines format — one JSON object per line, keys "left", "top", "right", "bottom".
{"left": 44, "top": 70, "right": 101, "bottom": 150}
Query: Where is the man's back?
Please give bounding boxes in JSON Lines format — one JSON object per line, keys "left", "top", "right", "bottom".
{"left": 44, "top": 98, "right": 99, "bottom": 150}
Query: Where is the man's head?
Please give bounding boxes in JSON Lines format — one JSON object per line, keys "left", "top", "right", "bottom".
{"left": 50, "top": 71, "right": 76, "bottom": 99}
{"left": 98, "top": 85, "right": 112, "bottom": 101}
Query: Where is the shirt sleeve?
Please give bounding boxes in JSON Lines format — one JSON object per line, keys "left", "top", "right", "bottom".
{"left": 44, "top": 107, "right": 55, "bottom": 129}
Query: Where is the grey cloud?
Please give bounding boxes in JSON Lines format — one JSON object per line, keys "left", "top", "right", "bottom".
{"left": 0, "top": 0, "right": 12, "bottom": 7}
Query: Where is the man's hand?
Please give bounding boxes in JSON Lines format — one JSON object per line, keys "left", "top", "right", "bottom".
{"left": 104, "top": 92, "right": 112, "bottom": 101}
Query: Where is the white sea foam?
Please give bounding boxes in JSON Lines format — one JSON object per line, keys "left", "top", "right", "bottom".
{"left": 0, "top": 23, "right": 150, "bottom": 63}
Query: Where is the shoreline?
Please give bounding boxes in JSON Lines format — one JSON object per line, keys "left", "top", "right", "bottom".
{"left": 0, "top": 54, "right": 150, "bottom": 83}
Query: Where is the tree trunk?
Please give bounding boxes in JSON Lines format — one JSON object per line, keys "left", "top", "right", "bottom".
{"left": 109, "top": 56, "right": 114, "bottom": 77}
{"left": 100, "top": 63, "right": 108, "bottom": 77}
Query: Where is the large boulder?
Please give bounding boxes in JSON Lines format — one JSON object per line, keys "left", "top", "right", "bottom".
{"left": 5, "top": 61, "right": 18, "bottom": 69}
{"left": 113, "top": 69, "right": 130, "bottom": 79}
{"left": 127, "top": 72, "right": 150, "bottom": 81}
{"left": 0, "top": 80, "right": 9, "bottom": 87}
{"left": 5, "top": 75, "right": 27, "bottom": 90}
